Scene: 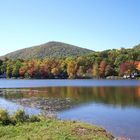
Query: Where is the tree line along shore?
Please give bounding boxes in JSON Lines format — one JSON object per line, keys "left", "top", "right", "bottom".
{"left": 0, "top": 48, "right": 140, "bottom": 79}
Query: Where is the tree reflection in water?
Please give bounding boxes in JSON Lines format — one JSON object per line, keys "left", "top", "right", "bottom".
{"left": 1, "top": 86, "right": 140, "bottom": 108}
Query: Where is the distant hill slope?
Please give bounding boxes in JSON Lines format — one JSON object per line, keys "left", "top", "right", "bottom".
{"left": 0, "top": 41, "right": 93, "bottom": 60}
{"left": 133, "top": 44, "right": 140, "bottom": 50}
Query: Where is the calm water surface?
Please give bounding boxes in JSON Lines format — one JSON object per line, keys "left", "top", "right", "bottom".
{"left": 0, "top": 79, "right": 140, "bottom": 140}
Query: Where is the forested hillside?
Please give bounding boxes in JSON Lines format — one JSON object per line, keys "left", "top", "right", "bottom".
{"left": 0, "top": 41, "right": 93, "bottom": 60}
{"left": 0, "top": 46, "right": 140, "bottom": 79}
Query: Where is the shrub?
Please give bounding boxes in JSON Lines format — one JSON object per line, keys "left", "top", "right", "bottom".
{"left": 29, "top": 115, "right": 41, "bottom": 122}
{"left": 0, "top": 109, "right": 42, "bottom": 125}
{"left": 0, "top": 109, "right": 11, "bottom": 125}
{"left": 12, "top": 110, "right": 29, "bottom": 123}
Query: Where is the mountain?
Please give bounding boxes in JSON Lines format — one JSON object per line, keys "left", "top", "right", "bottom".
{"left": 0, "top": 41, "right": 93, "bottom": 60}
{"left": 133, "top": 44, "right": 140, "bottom": 50}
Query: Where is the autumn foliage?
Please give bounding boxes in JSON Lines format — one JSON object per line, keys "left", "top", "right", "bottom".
{"left": 0, "top": 48, "right": 140, "bottom": 79}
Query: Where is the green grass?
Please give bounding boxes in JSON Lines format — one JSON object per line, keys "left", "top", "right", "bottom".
{"left": 0, "top": 119, "right": 113, "bottom": 140}
{"left": 0, "top": 109, "right": 113, "bottom": 140}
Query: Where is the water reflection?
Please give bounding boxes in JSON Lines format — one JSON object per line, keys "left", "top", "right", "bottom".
{"left": 1, "top": 86, "right": 140, "bottom": 108}
{"left": 0, "top": 86, "right": 140, "bottom": 139}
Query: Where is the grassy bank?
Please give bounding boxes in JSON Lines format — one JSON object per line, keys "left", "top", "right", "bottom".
{"left": 0, "top": 109, "right": 113, "bottom": 140}
{"left": 0, "top": 119, "right": 113, "bottom": 140}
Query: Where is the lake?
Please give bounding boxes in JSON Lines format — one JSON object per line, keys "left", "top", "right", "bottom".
{"left": 0, "top": 79, "right": 140, "bottom": 139}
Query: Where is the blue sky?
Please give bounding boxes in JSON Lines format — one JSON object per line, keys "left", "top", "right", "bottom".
{"left": 0, "top": 0, "right": 140, "bottom": 56}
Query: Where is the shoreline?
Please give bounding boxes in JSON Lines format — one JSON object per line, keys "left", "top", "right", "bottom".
{"left": 0, "top": 118, "right": 114, "bottom": 140}
{"left": 0, "top": 108, "right": 114, "bottom": 140}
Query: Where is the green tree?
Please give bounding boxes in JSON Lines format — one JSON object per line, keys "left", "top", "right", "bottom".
{"left": 12, "top": 60, "right": 22, "bottom": 77}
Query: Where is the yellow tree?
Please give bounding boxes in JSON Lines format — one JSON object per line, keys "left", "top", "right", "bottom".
{"left": 67, "top": 60, "right": 77, "bottom": 79}
{"left": 92, "top": 63, "right": 99, "bottom": 78}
